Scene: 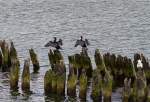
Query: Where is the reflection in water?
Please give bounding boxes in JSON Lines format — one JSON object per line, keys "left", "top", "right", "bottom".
{"left": 31, "top": 72, "right": 39, "bottom": 81}
{"left": 45, "top": 94, "right": 65, "bottom": 102}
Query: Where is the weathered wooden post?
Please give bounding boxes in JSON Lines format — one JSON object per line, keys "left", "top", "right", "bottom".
{"left": 68, "top": 55, "right": 76, "bottom": 75}
{"left": 136, "top": 68, "right": 147, "bottom": 102}
{"left": 48, "top": 49, "right": 65, "bottom": 75}
{"left": 91, "top": 69, "right": 102, "bottom": 102}
{"left": 102, "top": 60, "right": 113, "bottom": 102}
{"left": 21, "top": 59, "right": 30, "bottom": 93}
{"left": 67, "top": 73, "right": 77, "bottom": 96}
{"left": 56, "top": 74, "right": 65, "bottom": 95}
{"left": 9, "top": 58, "right": 19, "bottom": 91}
{"left": 9, "top": 41, "right": 19, "bottom": 66}
{"left": 29, "top": 48, "right": 40, "bottom": 73}
{"left": 0, "top": 49, "right": 3, "bottom": 70}
{"left": 123, "top": 78, "right": 131, "bottom": 102}
{"left": 1, "top": 40, "right": 10, "bottom": 72}
{"left": 51, "top": 72, "right": 57, "bottom": 94}
{"left": 80, "top": 52, "right": 93, "bottom": 78}
{"left": 146, "top": 85, "right": 150, "bottom": 102}
{"left": 79, "top": 73, "right": 88, "bottom": 99}
{"left": 94, "top": 49, "right": 104, "bottom": 72}
{"left": 44, "top": 69, "right": 53, "bottom": 95}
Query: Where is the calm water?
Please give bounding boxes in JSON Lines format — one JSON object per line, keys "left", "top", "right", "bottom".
{"left": 0, "top": 0, "right": 150, "bottom": 101}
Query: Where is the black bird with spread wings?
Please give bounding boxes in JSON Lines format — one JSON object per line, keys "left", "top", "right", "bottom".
{"left": 74, "top": 36, "right": 90, "bottom": 48}
{"left": 45, "top": 37, "right": 63, "bottom": 50}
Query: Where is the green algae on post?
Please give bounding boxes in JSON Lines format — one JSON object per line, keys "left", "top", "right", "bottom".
{"left": 56, "top": 74, "right": 65, "bottom": 95}
{"left": 67, "top": 73, "right": 77, "bottom": 96}
{"left": 79, "top": 74, "right": 87, "bottom": 99}
{"left": 48, "top": 49, "right": 65, "bottom": 75}
{"left": 9, "top": 41, "right": 20, "bottom": 66}
{"left": 29, "top": 48, "right": 40, "bottom": 73}
{"left": 44, "top": 70, "right": 53, "bottom": 95}
{"left": 9, "top": 58, "right": 19, "bottom": 91}
{"left": 51, "top": 72, "right": 57, "bottom": 94}
{"left": 21, "top": 59, "right": 30, "bottom": 92}
{"left": 91, "top": 69, "right": 102, "bottom": 102}
{"left": 1, "top": 40, "right": 10, "bottom": 72}
{"left": 94, "top": 49, "right": 105, "bottom": 75}
{"left": 102, "top": 60, "right": 113, "bottom": 102}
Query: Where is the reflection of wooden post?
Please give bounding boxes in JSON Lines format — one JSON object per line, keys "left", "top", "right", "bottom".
{"left": 21, "top": 59, "right": 30, "bottom": 92}
{"left": 29, "top": 49, "right": 40, "bottom": 73}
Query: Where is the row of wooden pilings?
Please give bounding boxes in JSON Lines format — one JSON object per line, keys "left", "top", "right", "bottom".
{"left": 1, "top": 40, "right": 150, "bottom": 102}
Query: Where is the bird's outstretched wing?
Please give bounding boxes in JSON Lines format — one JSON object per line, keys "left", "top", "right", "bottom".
{"left": 85, "top": 39, "right": 90, "bottom": 45}
{"left": 74, "top": 40, "right": 79, "bottom": 47}
{"left": 58, "top": 39, "right": 63, "bottom": 46}
{"left": 44, "top": 41, "right": 51, "bottom": 47}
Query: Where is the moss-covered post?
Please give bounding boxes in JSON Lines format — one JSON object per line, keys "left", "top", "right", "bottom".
{"left": 91, "top": 69, "right": 102, "bottom": 102}
{"left": 56, "top": 74, "right": 65, "bottom": 95}
{"left": 44, "top": 70, "right": 53, "bottom": 95}
{"left": 29, "top": 48, "right": 40, "bottom": 73}
{"left": 123, "top": 78, "right": 131, "bottom": 102}
{"left": 9, "top": 41, "right": 19, "bottom": 66}
{"left": 79, "top": 73, "right": 87, "bottom": 99}
{"left": 80, "top": 52, "right": 93, "bottom": 78}
{"left": 102, "top": 59, "right": 113, "bottom": 102}
{"left": 1, "top": 40, "right": 10, "bottom": 72}
{"left": 135, "top": 68, "right": 147, "bottom": 102}
{"left": 67, "top": 73, "right": 77, "bottom": 96}
{"left": 0, "top": 49, "right": 3, "bottom": 70}
{"left": 9, "top": 58, "right": 19, "bottom": 91}
{"left": 21, "top": 59, "right": 30, "bottom": 93}
{"left": 68, "top": 55, "right": 77, "bottom": 75}
{"left": 94, "top": 49, "right": 104, "bottom": 72}
{"left": 146, "top": 85, "right": 150, "bottom": 102}
{"left": 48, "top": 49, "right": 65, "bottom": 75}
{"left": 51, "top": 72, "right": 57, "bottom": 94}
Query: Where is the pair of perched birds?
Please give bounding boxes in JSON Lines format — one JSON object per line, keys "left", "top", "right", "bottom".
{"left": 44, "top": 36, "right": 90, "bottom": 50}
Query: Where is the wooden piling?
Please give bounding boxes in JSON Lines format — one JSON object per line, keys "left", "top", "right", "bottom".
{"left": 56, "top": 74, "right": 65, "bottom": 95}
{"left": 123, "top": 78, "right": 131, "bottom": 102}
{"left": 79, "top": 74, "right": 87, "bottom": 99}
{"left": 91, "top": 69, "right": 102, "bottom": 102}
{"left": 44, "top": 69, "right": 53, "bottom": 95}
{"left": 29, "top": 48, "right": 40, "bottom": 73}
{"left": 9, "top": 58, "right": 19, "bottom": 91}
{"left": 21, "top": 59, "right": 30, "bottom": 92}
{"left": 67, "top": 73, "right": 77, "bottom": 96}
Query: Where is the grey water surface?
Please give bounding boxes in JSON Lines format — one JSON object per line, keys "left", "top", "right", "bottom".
{"left": 0, "top": 0, "right": 150, "bottom": 101}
